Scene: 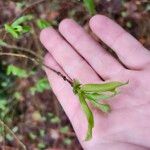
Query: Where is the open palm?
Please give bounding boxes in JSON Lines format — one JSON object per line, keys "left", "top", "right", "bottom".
{"left": 40, "top": 15, "right": 150, "bottom": 150}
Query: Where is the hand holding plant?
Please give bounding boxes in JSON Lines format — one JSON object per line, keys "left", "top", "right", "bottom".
{"left": 40, "top": 15, "right": 150, "bottom": 149}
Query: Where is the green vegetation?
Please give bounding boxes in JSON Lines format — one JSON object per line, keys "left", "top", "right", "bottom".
{"left": 83, "top": 0, "right": 96, "bottom": 15}
{"left": 5, "top": 15, "right": 34, "bottom": 38}
{"left": 73, "top": 80, "right": 128, "bottom": 140}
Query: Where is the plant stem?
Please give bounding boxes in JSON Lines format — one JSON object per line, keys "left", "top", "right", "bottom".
{"left": 0, "top": 119, "right": 26, "bottom": 150}
{"left": 0, "top": 52, "right": 73, "bottom": 86}
{"left": 0, "top": 43, "right": 44, "bottom": 61}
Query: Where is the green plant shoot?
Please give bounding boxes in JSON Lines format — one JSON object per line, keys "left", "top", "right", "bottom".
{"left": 7, "top": 65, "right": 28, "bottom": 78}
{"left": 11, "top": 15, "right": 33, "bottom": 27}
{"left": 36, "top": 19, "right": 51, "bottom": 29}
{"left": 83, "top": 0, "right": 96, "bottom": 15}
{"left": 4, "top": 15, "right": 34, "bottom": 38}
{"left": 73, "top": 80, "right": 128, "bottom": 140}
{"left": 30, "top": 78, "right": 51, "bottom": 95}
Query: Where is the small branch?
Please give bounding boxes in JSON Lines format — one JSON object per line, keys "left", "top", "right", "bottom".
{"left": 0, "top": 119, "right": 26, "bottom": 150}
{"left": 0, "top": 52, "right": 73, "bottom": 86}
{"left": 44, "top": 63, "right": 73, "bottom": 86}
{"left": 0, "top": 52, "right": 39, "bottom": 66}
{"left": 0, "top": 0, "right": 47, "bottom": 28}
{"left": 0, "top": 43, "right": 44, "bottom": 61}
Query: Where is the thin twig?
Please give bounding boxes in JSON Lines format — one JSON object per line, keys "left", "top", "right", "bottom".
{"left": 0, "top": 0, "right": 47, "bottom": 28}
{"left": 0, "top": 119, "right": 26, "bottom": 150}
{"left": 0, "top": 43, "right": 44, "bottom": 61}
{"left": 0, "top": 52, "right": 73, "bottom": 86}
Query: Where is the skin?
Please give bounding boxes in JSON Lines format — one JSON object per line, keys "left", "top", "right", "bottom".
{"left": 40, "top": 15, "right": 150, "bottom": 150}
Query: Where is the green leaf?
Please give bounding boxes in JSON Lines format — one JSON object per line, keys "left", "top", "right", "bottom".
{"left": 12, "top": 15, "right": 34, "bottom": 27}
{"left": 81, "top": 81, "right": 128, "bottom": 93}
{"left": 99, "top": 104, "right": 111, "bottom": 113}
{"left": 60, "top": 126, "right": 69, "bottom": 134}
{"left": 36, "top": 19, "right": 51, "bottom": 29}
{"left": 4, "top": 24, "right": 19, "bottom": 38}
{"left": 50, "top": 116, "right": 60, "bottom": 124}
{"left": 30, "top": 78, "right": 50, "bottom": 95}
{"left": 7, "top": 65, "right": 28, "bottom": 78}
{"left": 72, "top": 79, "right": 128, "bottom": 140}
{"left": 78, "top": 92, "right": 94, "bottom": 140}
{"left": 13, "top": 25, "right": 31, "bottom": 33}
{"left": 83, "top": 0, "right": 96, "bottom": 15}
{"left": 13, "top": 25, "right": 23, "bottom": 32}
{"left": 35, "top": 78, "right": 50, "bottom": 92}
{"left": 21, "top": 26, "right": 31, "bottom": 33}
{"left": 91, "top": 100, "right": 111, "bottom": 113}
{"left": 85, "top": 93, "right": 115, "bottom": 101}
{"left": 5, "top": 15, "right": 33, "bottom": 38}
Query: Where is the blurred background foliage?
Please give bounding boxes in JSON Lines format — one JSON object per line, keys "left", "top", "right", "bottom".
{"left": 0, "top": 0, "right": 149, "bottom": 149}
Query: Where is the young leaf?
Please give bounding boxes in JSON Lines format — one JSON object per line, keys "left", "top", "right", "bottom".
{"left": 21, "top": 26, "right": 31, "bottom": 33}
{"left": 83, "top": 0, "right": 96, "bottom": 15}
{"left": 36, "top": 19, "right": 51, "bottom": 29}
{"left": 7, "top": 65, "right": 28, "bottom": 78}
{"left": 78, "top": 92, "right": 94, "bottom": 140}
{"left": 14, "top": 25, "right": 31, "bottom": 34}
{"left": 72, "top": 79, "right": 128, "bottom": 140}
{"left": 12, "top": 15, "right": 34, "bottom": 27}
{"left": 81, "top": 81, "right": 128, "bottom": 93}
{"left": 85, "top": 92, "right": 115, "bottom": 101}
{"left": 91, "top": 100, "right": 111, "bottom": 113}
{"left": 99, "top": 104, "right": 111, "bottom": 113}
{"left": 5, "top": 15, "right": 33, "bottom": 38}
{"left": 13, "top": 25, "right": 23, "bottom": 32}
{"left": 60, "top": 126, "right": 69, "bottom": 134}
{"left": 34, "top": 78, "right": 50, "bottom": 92}
{"left": 30, "top": 78, "right": 50, "bottom": 95}
{"left": 4, "top": 24, "right": 19, "bottom": 38}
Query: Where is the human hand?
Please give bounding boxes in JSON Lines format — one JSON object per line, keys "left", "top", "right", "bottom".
{"left": 40, "top": 15, "right": 150, "bottom": 150}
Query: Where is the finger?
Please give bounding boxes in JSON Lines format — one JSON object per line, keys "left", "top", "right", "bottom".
{"left": 59, "top": 19, "right": 124, "bottom": 80}
{"left": 44, "top": 53, "right": 93, "bottom": 141}
{"left": 44, "top": 53, "right": 80, "bottom": 120}
{"left": 90, "top": 15, "right": 150, "bottom": 70}
{"left": 40, "top": 28, "right": 101, "bottom": 84}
